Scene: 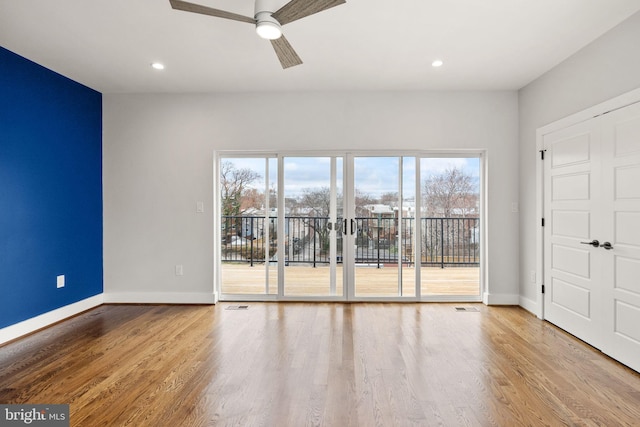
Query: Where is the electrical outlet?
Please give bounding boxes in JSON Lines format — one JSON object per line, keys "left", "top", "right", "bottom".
{"left": 175, "top": 265, "right": 184, "bottom": 276}
{"left": 196, "top": 201, "right": 204, "bottom": 213}
{"left": 57, "top": 275, "right": 65, "bottom": 288}
{"left": 512, "top": 202, "right": 519, "bottom": 213}
{"left": 530, "top": 270, "right": 536, "bottom": 283}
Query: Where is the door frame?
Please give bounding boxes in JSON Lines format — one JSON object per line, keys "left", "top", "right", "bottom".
{"left": 215, "top": 149, "right": 486, "bottom": 302}
{"left": 277, "top": 153, "right": 347, "bottom": 301}
{"left": 536, "top": 88, "right": 640, "bottom": 319}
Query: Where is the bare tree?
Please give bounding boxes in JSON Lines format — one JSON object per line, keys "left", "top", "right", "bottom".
{"left": 423, "top": 167, "right": 477, "bottom": 217}
{"left": 220, "top": 161, "right": 262, "bottom": 217}
{"left": 379, "top": 191, "right": 399, "bottom": 208}
{"left": 422, "top": 167, "right": 478, "bottom": 263}
{"left": 297, "top": 187, "right": 341, "bottom": 252}
{"left": 299, "top": 187, "right": 331, "bottom": 217}
{"left": 354, "top": 189, "right": 376, "bottom": 216}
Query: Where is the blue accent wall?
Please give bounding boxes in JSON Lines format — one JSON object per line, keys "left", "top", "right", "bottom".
{"left": 0, "top": 46, "right": 103, "bottom": 328}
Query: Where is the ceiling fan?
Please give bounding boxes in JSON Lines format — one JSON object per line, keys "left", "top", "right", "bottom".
{"left": 169, "top": 0, "right": 346, "bottom": 69}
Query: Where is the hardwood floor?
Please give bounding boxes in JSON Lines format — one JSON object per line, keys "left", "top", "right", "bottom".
{"left": 1, "top": 303, "right": 639, "bottom": 426}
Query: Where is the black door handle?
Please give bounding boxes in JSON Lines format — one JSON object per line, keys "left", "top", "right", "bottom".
{"left": 599, "top": 241, "right": 614, "bottom": 250}
{"left": 580, "top": 240, "right": 599, "bottom": 247}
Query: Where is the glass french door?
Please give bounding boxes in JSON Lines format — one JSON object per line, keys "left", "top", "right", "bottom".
{"left": 219, "top": 156, "right": 278, "bottom": 296}
{"left": 419, "top": 157, "right": 481, "bottom": 297}
{"left": 218, "top": 152, "right": 482, "bottom": 301}
{"left": 281, "top": 156, "right": 344, "bottom": 297}
{"left": 349, "top": 156, "right": 416, "bottom": 298}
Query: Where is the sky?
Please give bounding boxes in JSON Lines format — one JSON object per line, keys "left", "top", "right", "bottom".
{"left": 223, "top": 156, "right": 480, "bottom": 198}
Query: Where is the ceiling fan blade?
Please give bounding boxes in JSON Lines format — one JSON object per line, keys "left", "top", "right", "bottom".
{"left": 169, "top": 0, "right": 256, "bottom": 24}
{"left": 273, "top": 0, "right": 346, "bottom": 26}
{"left": 270, "top": 35, "right": 303, "bottom": 69}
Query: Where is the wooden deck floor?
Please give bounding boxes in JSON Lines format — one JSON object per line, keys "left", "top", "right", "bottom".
{"left": 221, "top": 264, "right": 480, "bottom": 297}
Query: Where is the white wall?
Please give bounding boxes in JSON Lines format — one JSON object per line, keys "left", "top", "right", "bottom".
{"left": 103, "top": 91, "right": 519, "bottom": 303}
{"left": 518, "top": 11, "right": 640, "bottom": 313}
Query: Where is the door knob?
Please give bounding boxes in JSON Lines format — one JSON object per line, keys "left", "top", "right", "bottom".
{"left": 580, "top": 240, "right": 599, "bottom": 247}
{"left": 599, "top": 241, "right": 614, "bottom": 250}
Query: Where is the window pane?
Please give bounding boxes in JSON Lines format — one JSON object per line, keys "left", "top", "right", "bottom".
{"left": 220, "top": 157, "right": 276, "bottom": 295}
{"left": 420, "top": 157, "right": 480, "bottom": 296}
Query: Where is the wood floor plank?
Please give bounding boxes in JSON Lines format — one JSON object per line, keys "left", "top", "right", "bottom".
{"left": 1, "top": 303, "right": 640, "bottom": 426}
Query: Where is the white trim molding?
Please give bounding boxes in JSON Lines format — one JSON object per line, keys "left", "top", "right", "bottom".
{"left": 483, "top": 292, "right": 519, "bottom": 305}
{"left": 103, "top": 292, "right": 216, "bottom": 304}
{"left": 0, "top": 294, "right": 104, "bottom": 345}
{"left": 519, "top": 296, "right": 539, "bottom": 317}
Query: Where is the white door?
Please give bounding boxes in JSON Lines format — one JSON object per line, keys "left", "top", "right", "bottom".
{"left": 543, "top": 119, "right": 604, "bottom": 349}
{"left": 544, "top": 101, "right": 640, "bottom": 372}
{"left": 601, "top": 103, "right": 640, "bottom": 372}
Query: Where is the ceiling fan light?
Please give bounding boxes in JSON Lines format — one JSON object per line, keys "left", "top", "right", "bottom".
{"left": 256, "top": 20, "right": 282, "bottom": 40}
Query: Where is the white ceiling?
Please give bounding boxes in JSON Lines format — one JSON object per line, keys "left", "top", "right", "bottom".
{"left": 1, "top": 0, "right": 639, "bottom": 93}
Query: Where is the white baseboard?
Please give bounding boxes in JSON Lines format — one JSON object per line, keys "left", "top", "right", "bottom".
{"left": 519, "top": 296, "right": 540, "bottom": 317}
{"left": 0, "top": 294, "right": 104, "bottom": 345}
{"left": 103, "top": 292, "right": 216, "bottom": 304}
{"left": 483, "top": 292, "right": 519, "bottom": 305}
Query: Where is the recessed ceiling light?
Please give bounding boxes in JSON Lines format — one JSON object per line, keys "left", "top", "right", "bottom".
{"left": 151, "top": 62, "right": 165, "bottom": 70}
{"left": 432, "top": 59, "right": 443, "bottom": 68}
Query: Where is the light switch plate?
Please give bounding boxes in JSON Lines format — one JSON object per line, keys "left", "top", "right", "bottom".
{"left": 57, "top": 275, "right": 65, "bottom": 288}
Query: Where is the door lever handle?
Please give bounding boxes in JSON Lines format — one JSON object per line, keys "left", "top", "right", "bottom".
{"left": 580, "top": 240, "right": 599, "bottom": 247}
{"left": 599, "top": 241, "right": 614, "bottom": 250}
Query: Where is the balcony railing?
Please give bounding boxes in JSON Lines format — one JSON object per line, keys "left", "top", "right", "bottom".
{"left": 222, "top": 216, "right": 479, "bottom": 268}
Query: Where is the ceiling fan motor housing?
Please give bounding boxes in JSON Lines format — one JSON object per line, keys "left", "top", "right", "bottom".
{"left": 254, "top": 0, "right": 278, "bottom": 16}
{"left": 255, "top": 0, "right": 282, "bottom": 39}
